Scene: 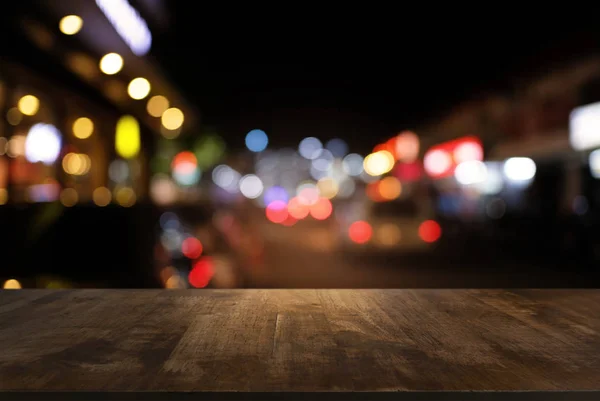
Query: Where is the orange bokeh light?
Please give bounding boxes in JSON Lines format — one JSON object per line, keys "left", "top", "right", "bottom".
{"left": 288, "top": 196, "right": 310, "bottom": 219}
{"left": 309, "top": 197, "right": 332, "bottom": 220}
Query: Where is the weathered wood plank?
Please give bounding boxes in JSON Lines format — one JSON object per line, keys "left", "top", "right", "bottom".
{"left": 0, "top": 289, "right": 599, "bottom": 392}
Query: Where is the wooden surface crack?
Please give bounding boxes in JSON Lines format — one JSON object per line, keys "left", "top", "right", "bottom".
{"left": 272, "top": 312, "right": 281, "bottom": 357}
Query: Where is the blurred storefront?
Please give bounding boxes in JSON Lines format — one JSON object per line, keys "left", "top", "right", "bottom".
{"left": 1, "top": 0, "right": 200, "bottom": 207}
{"left": 0, "top": 0, "right": 206, "bottom": 288}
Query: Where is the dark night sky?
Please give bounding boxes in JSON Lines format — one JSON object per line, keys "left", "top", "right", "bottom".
{"left": 151, "top": 9, "right": 600, "bottom": 150}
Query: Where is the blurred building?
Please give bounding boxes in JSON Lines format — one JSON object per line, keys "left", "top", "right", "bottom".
{"left": 0, "top": 0, "right": 204, "bottom": 288}
{"left": 418, "top": 56, "right": 600, "bottom": 162}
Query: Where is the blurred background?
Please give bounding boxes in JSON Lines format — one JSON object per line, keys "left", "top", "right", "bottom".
{"left": 1, "top": 3, "right": 600, "bottom": 289}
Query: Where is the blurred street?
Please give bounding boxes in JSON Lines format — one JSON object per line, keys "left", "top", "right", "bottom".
{"left": 241, "top": 216, "right": 600, "bottom": 289}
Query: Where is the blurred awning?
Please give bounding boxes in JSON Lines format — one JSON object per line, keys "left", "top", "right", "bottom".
{"left": 19, "top": 0, "right": 198, "bottom": 134}
{"left": 488, "top": 131, "right": 576, "bottom": 161}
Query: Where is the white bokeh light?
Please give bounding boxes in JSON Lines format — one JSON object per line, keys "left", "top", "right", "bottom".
{"left": 298, "top": 137, "right": 323, "bottom": 160}
{"left": 424, "top": 149, "right": 452, "bottom": 177}
{"left": 589, "top": 149, "right": 600, "bottom": 178}
{"left": 212, "top": 165, "right": 241, "bottom": 193}
{"left": 455, "top": 160, "right": 488, "bottom": 186}
{"left": 342, "top": 153, "right": 364, "bottom": 176}
{"left": 312, "top": 149, "right": 334, "bottom": 171}
{"left": 453, "top": 142, "right": 483, "bottom": 164}
{"left": 474, "top": 162, "right": 504, "bottom": 195}
{"left": 24, "top": 123, "right": 62, "bottom": 165}
{"left": 239, "top": 174, "right": 264, "bottom": 199}
{"left": 570, "top": 102, "right": 600, "bottom": 151}
{"left": 503, "top": 157, "right": 536, "bottom": 182}
{"left": 109, "top": 160, "right": 129, "bottom": 183}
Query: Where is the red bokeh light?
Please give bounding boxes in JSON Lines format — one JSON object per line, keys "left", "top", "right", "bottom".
{"left": 418, "top": 220, "right": 442, "bottom": 243}
{"left": 171, "top": 151, "right": 197, "bottom": 174}
{"left": 373, "top": 142, "right": 395, "bottom": 154}
{"left": 266, "top": 200, "right": 289, "bottom": 223}
{"left": 181, "top": 237, "right": 203, "bottom": 259}
{"left": 348, "top": 221, "right": 372, "bottom": 244}
{"left": 281, "top": 215, "right": 298, "bottom": 226}
{"left": 394, "top": 161, "right": 423, "bottom": 182}
{"left": 188, "top": 257, "right": 215, "bottom": 288}
{"left": 309, "top": 197, "right": 332, "bottom": 220}
{"left": 423, "top": 136, "right": 482, "bottom": 179}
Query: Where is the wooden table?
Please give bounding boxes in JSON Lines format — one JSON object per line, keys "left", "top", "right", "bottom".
{"left": 1, "top": 289, "right": 600, "bottom": 400}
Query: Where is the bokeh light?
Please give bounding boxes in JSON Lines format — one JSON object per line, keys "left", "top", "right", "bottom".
{"left": 317, "top": 177, "right": 339, "bottom": 199}
{"left": 115, "top": 115, "right": 140, "bottom": 159}
{"left": 287, "top": 197, "right": 310, "bottom": 219}
{"left": 364, "top": 150, "right": 395, "bottom": 176}
{"left": 147, "top": 95, "right": 169, "bottom": 117}
{"left": 239, "top": 174, "right": 264, "bottom": 199}
{"left": 418, "top": 220, "right": 442, "bottom": 243}
{"left": 395, "top": 131, "right": 420, "bottom": 162}
{"left": 62, "top": 153, "right": 91, "bottom": 175}
{"left": 59, "top": 15, "right": 83, "bottom": 35}
{"left": 127, "top": 77, "right": 151, "bottom": 100}
{"left": 263, "top": 186, "right": 288, "bottom": 205}
{"left": 115, "top": 187, "right": 136, "bottom": 207}
{"left": 3, "top": 279, "right": 21, "bottom": 289}
{"left": 349, "top": 221, "right": 372, "bottom": 244}
{"left": 378, "top": 176, "right": 402, "bottom": 200}
{"left": 18, "top": 95, "right": 40, "bottom": 116}
{"left": 424, "top": 149, "right": 452, "bottom": 177}
{"left": 266, "top": 200, "right": 288, "bottom": 223}
{"left": 194, "top": 134, "right": 226, "bottom": 169}
{"left": 25, "top": 123, "right": 62, "bottom": 165}
{"left": 325, "top": 138, "right": 348, "bottom": 158}
{"left": 151, "top": 174, "right": 178, "bottom": 205}
{"left": 182, "top": 237, "right": 203, "bottom": 259}
{"left": 92, "top": 187, "right": 112, "bottom": 206}
{"left": 189, "top": 257, "right": 214, "bottom": 288}
{"left": 309, "top": 197, "right": 333, "bottom": 220}
{"left": 109, "top": 160, "right": 129, "bottom": 183}
{"left": 298, "top": 137, "right": 323, "bottom": 160}
{"left": 161, "top": 107, "right": 184, "bottom": 130}
{"left": 342, "top": 153, "right": 364, "bottom": 176}
{"left": 60, "top": 188, "right": 78, "bottom": 207}
{"left": 72, "top": 117, "right": 94, "bottom": 139}
{"left": 99, "top": 53, "right": 123, "bottom": 75}
{"left": 312, "top": 149, "right": 334, "bottom": 172}
{"left": 245, "top": 129, "right": 268, "bottom": 152}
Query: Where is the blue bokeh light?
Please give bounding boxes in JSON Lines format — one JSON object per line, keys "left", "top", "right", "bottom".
{"left": 263, "top": 186, "right": 288, "bottom": 205}
{"left": 325, "top": 138, "right": 348, "bottom": 158}
{"left": 245, "top": 129, "right": 268, "bottom": 152}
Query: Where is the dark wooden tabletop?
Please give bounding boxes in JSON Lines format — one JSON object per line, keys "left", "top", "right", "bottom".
{"left": 1, "top": 289, "right": 600, "bottom": 396}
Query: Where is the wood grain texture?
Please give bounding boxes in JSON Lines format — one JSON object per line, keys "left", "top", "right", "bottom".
{"left": 0, "top": 289, "right": 600, "bottom": 391}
